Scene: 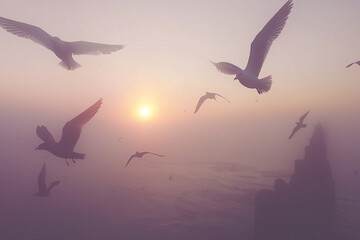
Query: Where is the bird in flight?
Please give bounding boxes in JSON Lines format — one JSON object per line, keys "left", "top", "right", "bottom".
{"left": 346, "top": 61, "right": 360, "bottom": 68}
{"left": 288, "top": 110, "right": 310, "bottom": 139}
{"left": 211, "top": 0, "right": 293, "bottom": 94}
{"left": 35, "top": 98, "right": 103, "bottom": 165}
{"left": 125, "top": 151, "right": 164, "bottom": 168}
{"left": 194, "top": 92, "right": 231, "bottom": 114}
{"left": 34, "top": 163, "right": 60, "bottom": 197}
{"left": 0, "top": 16, "right": 123, "bottom": 70}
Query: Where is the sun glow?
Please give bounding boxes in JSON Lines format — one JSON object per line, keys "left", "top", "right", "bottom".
{"left": 140, "top": 107, "right": 151, "bottom": 117}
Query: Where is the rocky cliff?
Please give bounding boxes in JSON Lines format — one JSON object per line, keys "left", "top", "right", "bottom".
{"left": 254, "top": 124, "right": 336, "bottom": 240}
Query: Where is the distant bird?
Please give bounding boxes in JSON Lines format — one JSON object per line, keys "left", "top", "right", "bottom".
{"left": 346, "top": 61, "right": 360, "bottom": 68}
{"left": 355, "top": 170, "right": 359, "bottom": 176}
{"left": 211, "top": 0, "right": 293, "bottom": 94}
{"left": 125, "top": 151, "right": 164, "bottom": 168}
{"left": 35, "top": 98, "right": 103, "bottom": 165}
{"left": 169, "top": 174, "right": 174, "bottom": 182}
{"left": 0, "top": 16, "right": 123, "bottom": 70}
{"left": 194, "top": 92, "right": 231, "bottom": 113}
{"left": 288, "top": 110, "right": 310, "bottom": 139}
{"left": 117, "top": 137, "right": 123, "bottom": 142}
{"left": 34, "top": 163, "right": 60, "bottom": 197}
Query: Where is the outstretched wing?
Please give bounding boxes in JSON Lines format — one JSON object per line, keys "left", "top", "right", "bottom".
{"left": 67, "top": 41, "right": 124, "bottom": 55}
{"left": 299, "top": 110, "right": 310, "bottom": 122}
{"left": 36, "top": 125, "right": 56, "bottom": 144}
{"left": 47, "top": 180, "right": 60, "bottom": 193}
{"left": 211, "top": 61, "right": 242, "bottom": 75}
{"left": 37, "top": 163, "right": 47, "bottom": 192}
{"left": 0, "top": 16, "right": 53, "bottom": 50}
{"left": 58, "top": 98, "right": 103, "bottom": 151}
{"left": 245, "top": 0, "right": 293, "bottom": 77}
{"left": 346, "top": 61, "right": 360, "bottom": 68}
{"left": 143, "top": 152, "right": 165, "bottom": 157}
{"left": 288, "top": 125, "right": 299, "bottom": 139}
{"left": 125, "top": 154, "right": 136, "bottom": 168}
{"left": 214, "top": 93, "right": 231, "bottom": 103}
{"left": 194, "top": 94, "right": 210, "bottom": 113}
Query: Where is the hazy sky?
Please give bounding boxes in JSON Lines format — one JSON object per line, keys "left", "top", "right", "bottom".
{"left": 1, "top": 0, "right": 360, "bottom": 239}
{"left": 1, "top": 0, "right": 360, "bottom": 168}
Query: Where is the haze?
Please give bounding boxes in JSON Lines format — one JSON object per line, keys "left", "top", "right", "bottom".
{"left": 1, "top": 0, "right": 360, "bottom": 239}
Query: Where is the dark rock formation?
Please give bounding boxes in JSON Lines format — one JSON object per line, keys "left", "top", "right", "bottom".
{"left": 254, "top": 124, "right": 336, "bottom": 240}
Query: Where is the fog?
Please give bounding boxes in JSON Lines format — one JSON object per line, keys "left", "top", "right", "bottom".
{"left": 1, "top": 0, "right": 360, "bottom": 239}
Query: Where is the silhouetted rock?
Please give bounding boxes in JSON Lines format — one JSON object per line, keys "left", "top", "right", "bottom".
{"left": 254, "top": 124, "right": 336, "bottom": 240}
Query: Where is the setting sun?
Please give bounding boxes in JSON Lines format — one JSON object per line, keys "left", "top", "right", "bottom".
{"left": 140, "top": 107, "right": 151, "bottom": 117}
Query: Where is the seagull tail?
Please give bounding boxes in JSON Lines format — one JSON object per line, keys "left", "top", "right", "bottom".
{"left": 257, "top": 75, "right": 272, "bottom": 94}
{"left": 59, "top": 59, "right": 81, "bottom": 71}
{"left": 72, "top": 152, "right": 85, "bottom": 159}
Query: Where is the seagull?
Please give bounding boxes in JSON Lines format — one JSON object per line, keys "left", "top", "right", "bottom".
{"left": 34, "top": 163, "right": 60, "bottom": 197}
{"left": 211, "top": 0, "right": 293, "bottom": 94}
{"left": 288, "top": 110, "right": 310, "bottom": 139}
{"left": 194, "top": 92, "right": 231, "bottom": 113}
{"left": 35, "top": 98, "right": 103, "bottom": 165}
{"left": 346, "top": 61, "right": 360, "bottom": 68}
{"left": 125, "top": 151, "right": 164, "bottom": 168}
{"left": 0, "top": 16, "right": 123, "bottom": 70}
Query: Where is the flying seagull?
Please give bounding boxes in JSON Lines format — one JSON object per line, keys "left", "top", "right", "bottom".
{"left": 125, "top": 151, "right": 164, "bottom": 168}
{"left": 211, "top": 0, "right": 293, "bottom": 94}
{"left": 288, "top": 110, "right": 310, "bottom": 139}
{"left": 34, "top": 163, "right": 60, "bottom": 197}
{"left": 346, "top": 61, "right": 360, "bottom": 68}
{"left": 194, "top": 92, "right": 231, "bottom": 113}
{"left": 0, "top": 16, "right": 123, "bottom": 70}
{"left": 35, "top": 98, "right": 103, "bottom": 165}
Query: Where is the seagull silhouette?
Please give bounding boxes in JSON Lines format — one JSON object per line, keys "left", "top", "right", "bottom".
{"left": 194, "top": 92, "right": 230, "bottom": 114}
{"left": 0, "top": 16, "right": 123, "bottom": 70}
{"left": 34, "top": 163, "right": 60, "bottom": 197}
{"left": 288, "top": 110, "right": 310, "bottom": 139}
{"left": 346, "top": 61, "right": 360, "bottom": 68}
{"left": 35, "top": 98, "right": 103, "bottom": 165}
{"left": 211, "top": 0, "right": 293, "bottom": 94}
{"left": 125, "top": 151, "right": 164, "bottom": 168}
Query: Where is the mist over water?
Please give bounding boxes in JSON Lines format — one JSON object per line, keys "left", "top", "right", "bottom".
{"left": 1, "top": 0, "right": 360, "bottom": 239}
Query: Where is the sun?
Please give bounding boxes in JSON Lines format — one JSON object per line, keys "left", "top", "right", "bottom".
{"left": 140, "top": 107, "right": 151, "bottom": 117}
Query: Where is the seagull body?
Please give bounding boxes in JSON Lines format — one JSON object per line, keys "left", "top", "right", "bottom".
{"left": 0, "top": 16, "right": 123, "bottom": 70}
{"left": 289, "top": 110, "right": 310, "bottom": 139}
{"left": 194, "top": 92, "right": 230, "bottom": 114}
{"left": 211, "top": 0, "right": 293, "bottom": 94}
{"left": 346, "top": 61, "right": 360, "bottom": 68}
{"left": 35, "top": 98, "right": 102, "bottom": 165}
{"left": 34, "top": 163, "right": 60, "bottom": 197}
{"left": 125, "top": 151, "right": 164, "bottom": 168}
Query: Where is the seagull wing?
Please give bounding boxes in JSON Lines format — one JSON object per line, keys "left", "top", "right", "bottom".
{"left": 288, "top": 125, "right": 300, "bottom": 139}
{"left": 58, "top": 98, "right": 102, "bottom": 151}
{"left": 299, "top": 110, "right": 310, "bottom": 123}
{"left": 37, "top": 163, "right": 47, "bottom": 192}
{"left": 0, "top": 16, "right": 53, "bottom": 50}
{"left": 67, "top": 41, "right": 124, "bottom": 55}
{"left": 346, "top": 62, "right": 355, "bottom": 68}
{"left": 245, "top": 0, "right": 293, "bottom": 77}
{"left": 346, "top": 61, "right": 360, "bottom": 68}
{"left": 210, "top": 61, "right": 242, "bottom": 75}
{"left": 125, "top": 154, "right": 137, "bottom": 168}
{"left": 214, "top": 93, "right": 231, "bottom": 103}
{"left": 47, "top": 180, "right": 60, "bottom": 193}
{"left": 143, "top": 152, "right": 165, "bottom": 157}
{"left": 36, "top": 125, "right": 56, "bottom": 144}
{"left": 194, "top": 94, "right": 210, "bottom": 113}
